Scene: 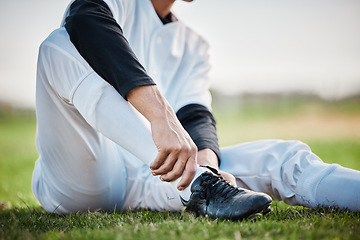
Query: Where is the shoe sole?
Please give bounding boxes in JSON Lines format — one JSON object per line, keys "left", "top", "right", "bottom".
{"left": 246, "top": 202, "right": 272, "bottom": 221}
{"left": 182, "top": 200, "right": 273, "bottom": 221}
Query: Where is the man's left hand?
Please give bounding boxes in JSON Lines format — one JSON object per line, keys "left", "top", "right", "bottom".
{"left": 198, "top": 148, "right": 237, "bottom": 186}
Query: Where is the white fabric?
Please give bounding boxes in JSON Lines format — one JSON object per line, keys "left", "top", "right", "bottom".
{"left": 60, "top": 0, "right": 212, "bottom": 112}
{"left": 219, "top": 140, "right": 360, "bottom": 211}
{"left": 315, "top": 166, "right": 360, "bottom": 211}
{"left": 33, "top": 0, "right": 360, "bottom": 214}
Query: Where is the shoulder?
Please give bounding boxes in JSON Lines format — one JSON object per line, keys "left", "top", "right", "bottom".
{"left": 40, "top": 28, "right": 91, "bottom": 71}
{"left": 102, "top": 0, "right": 136, "bottom": 26}
{"left": 61, "top": 0, "right": 138, "bottom": 27}
{"left": 179, "top": 22, "right": 210, "bottom": 57}
{"left": 177, "top": 19, "right": 209, "bottom": 49}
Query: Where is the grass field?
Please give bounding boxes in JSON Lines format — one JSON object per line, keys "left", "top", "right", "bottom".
{"left": 1, "top": 97, "right": 360, "bottom": 239}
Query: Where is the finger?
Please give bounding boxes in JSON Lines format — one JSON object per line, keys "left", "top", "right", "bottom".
{"left": 159, "top": 143, "right": 193, "bottom": 181}
{"left": 177, "top": 155, "right": 197, "bottom": 190}
{"left": 223, "top": 174, "right": 236, "bottom": 186}
{"left": 150, "top": 151, "right": 168, "bottom": 170}
{"left": 159, "top": 154, "right": 187, "bottom": 182}
{"left": 219, "top": 170, "right": 237, "bottom": 186}
{"left": 152, "top": 152, "right": 177, "bottom": 176}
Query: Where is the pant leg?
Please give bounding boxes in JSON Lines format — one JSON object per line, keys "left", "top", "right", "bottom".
{"left": 314, "top": 166, "right": 360, "bottom": 211}
{"left": 33, "top": 28, "right": 155, "bottom": 213}
{"left": 32, "top": 142, "right": 128, "bottom": 214}
{"left": 219, "top": 139, "right": 360, "bottom": 211}
{"left": 120, "top": 150, "right": 185, "bottom": 212}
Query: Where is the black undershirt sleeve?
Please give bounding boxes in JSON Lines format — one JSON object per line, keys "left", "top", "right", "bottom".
{"left": 176, "top": 104, "right": 221, "bottom": 164}
{"left": 65, "top": 0, "right": 155, "bottom": 99}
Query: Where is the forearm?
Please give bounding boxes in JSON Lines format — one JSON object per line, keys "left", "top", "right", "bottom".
{"left": 197, "top": 148, "right": 219, "bottom": 169}
{"left": 176, "top": 104, "right": 220, "bottom": 164}
{"left": 126, "top": 85, "right": 176, "bottom": 125}
{"left": 197, "top": 148, "right": 236, "bottom": 185}
{"left": 127, "top": 85, "right": 198, "bottom": 190}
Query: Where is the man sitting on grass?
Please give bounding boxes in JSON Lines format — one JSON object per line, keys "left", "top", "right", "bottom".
{"left": 32, "top": 0, "right": 360, "bottom": 220}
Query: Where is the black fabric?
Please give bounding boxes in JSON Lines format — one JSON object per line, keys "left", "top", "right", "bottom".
{"left": 65, "top": 0, "right": 155, "bottom": 99}
{"left": 176, "top": 104, "right": 220, "bottom": 163}
{"left": 158, "top": 12, "right": 177, "bottom": 25}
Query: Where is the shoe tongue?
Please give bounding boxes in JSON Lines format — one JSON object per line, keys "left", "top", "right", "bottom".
{"left": 190, "top": 172, "right": 214, "bottom": 192}
{"left": 200, "top": 165, "right": 219, "bottom": 175}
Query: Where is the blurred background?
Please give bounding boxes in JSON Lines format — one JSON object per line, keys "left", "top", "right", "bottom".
{"left": 0, "top": 0, "right": 360, "bottom": 108}
{"left": 0, "top": 0, "right": 360, "bottom": 208}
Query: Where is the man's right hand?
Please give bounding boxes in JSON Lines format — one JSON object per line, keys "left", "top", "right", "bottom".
{"left": 150, "top": 116, "right": 197, "bottom": 190}
{"left": 126, "top": 85, "right": 198, "bottom": 190}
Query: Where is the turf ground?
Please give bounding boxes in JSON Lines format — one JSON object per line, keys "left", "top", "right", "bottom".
{"left": 0, "top": 96, "right": 359, "bottom": 239}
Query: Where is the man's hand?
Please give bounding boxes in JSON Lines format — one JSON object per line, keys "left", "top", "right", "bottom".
{"left": 218, "top": 170, "right": 237, "bottom": 186}
{"left": 150, "top": 116, "right": 197, "bottom": 190}
{"left": 197, "top": 148, "right": 237, "bottom": 186}
{"left": 127, "top": 85, "right": 197, "bottom": 190}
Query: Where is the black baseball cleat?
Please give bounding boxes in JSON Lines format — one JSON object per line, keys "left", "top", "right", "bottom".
{"left": 181, "top": 166, "right": 272, "bottom": 221}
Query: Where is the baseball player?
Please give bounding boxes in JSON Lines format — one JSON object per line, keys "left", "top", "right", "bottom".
{"left": 32, "top": 0, "right": 360, "bottom": 220}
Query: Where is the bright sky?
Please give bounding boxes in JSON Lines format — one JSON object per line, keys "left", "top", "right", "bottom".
{"left": 0, "top": 0, "right": 360, "bottom": 108}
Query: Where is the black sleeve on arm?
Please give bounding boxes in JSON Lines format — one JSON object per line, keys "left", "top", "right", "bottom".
{"left": 65, "top": 0, "right": 155, "bottom": 99}
{"left": 176, "top": 104, "right": 221, "bottom": 163}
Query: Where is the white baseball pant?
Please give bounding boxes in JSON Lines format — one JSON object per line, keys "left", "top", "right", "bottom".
{"left": 32, "top": 75, "right": 360, "bottom": 213}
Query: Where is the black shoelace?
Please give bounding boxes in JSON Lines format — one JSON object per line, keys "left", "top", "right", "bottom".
{"left": 199, "top": 166, "right": 241, "bottom": 206}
